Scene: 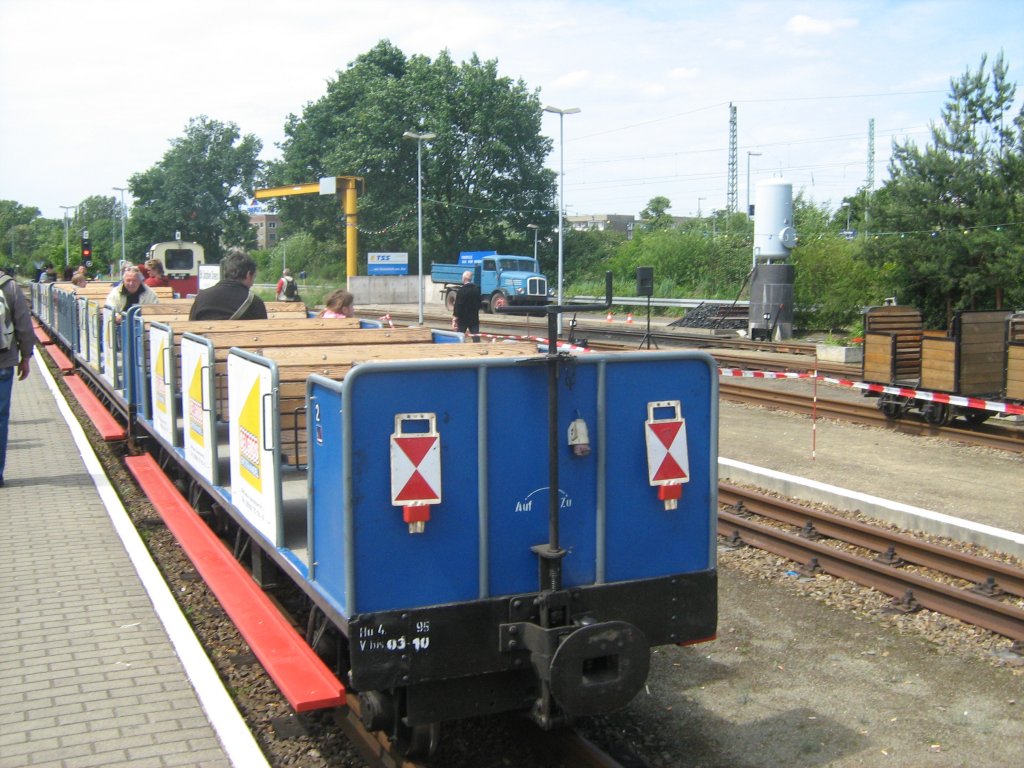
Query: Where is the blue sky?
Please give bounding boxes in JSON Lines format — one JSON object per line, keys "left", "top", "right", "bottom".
{"left": 2, "top": 0, "right": 1022, "bottom": 223}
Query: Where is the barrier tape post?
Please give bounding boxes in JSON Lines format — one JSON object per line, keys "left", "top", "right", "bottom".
{"left": 812, "top": 367, "right": 818, "bottom": 461}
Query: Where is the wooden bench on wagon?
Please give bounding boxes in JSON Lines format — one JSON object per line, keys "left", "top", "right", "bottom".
{"left": 57, "top": 282, "right": 176, "bottom": 301}
{"left": 862, "top": 305, "right": 924, "bottom": 385}
{"left": 149, "top": 321, "right": 419, "bottom": 423}
{"left": 133, "top": 298, "right": 309, "bottom": 323}
{"left": 262, "top": 339, "right": 543, "bottom": 466}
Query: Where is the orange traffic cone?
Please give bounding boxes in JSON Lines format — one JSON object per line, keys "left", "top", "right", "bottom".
{"left": 626, "top": 312, "right": 634, "bottom": 324}
{"left": 606, "top": 311, "right": 614, "bottom": 323}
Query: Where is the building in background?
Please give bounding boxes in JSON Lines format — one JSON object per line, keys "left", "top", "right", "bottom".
{"left": 567, "top": 214, "right": 636, "bottom": 235}
{"left": 245, "top": 199, "right": 280, "bottom": 249}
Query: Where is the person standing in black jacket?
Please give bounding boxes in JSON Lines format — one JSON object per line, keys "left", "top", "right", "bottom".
{"left": 451, "top": 270, "right": 481, "bottom": 342}
{"left": 189, "top": 248, "right": 268, "bottom": 321}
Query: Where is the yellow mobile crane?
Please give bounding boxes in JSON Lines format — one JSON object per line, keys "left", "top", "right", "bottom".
{"left": 254, "top": 176, "right": 363, "bottom": 277}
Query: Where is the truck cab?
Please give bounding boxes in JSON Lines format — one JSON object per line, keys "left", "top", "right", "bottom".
{"left": 432, "top": 251, "right": 550, "bottom": 313}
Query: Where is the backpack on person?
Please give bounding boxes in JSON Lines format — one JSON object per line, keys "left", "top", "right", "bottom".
{"left": 283, "top": 275, "right": 299, "bottom": 301}
{"left": 0, "top": 274, "right": 16, "bottom": 352}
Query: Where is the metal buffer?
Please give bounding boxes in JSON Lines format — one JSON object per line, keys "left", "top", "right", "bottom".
{"left": 254, "top": 176, "right": 363, "bottom": 277}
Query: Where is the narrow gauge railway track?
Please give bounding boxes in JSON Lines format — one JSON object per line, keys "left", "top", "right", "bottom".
{"left": 337, "top": 704, "right": 629, "bottom": 768}
{"left": 717, "top": 483, "right": 1024, "bottom": 652}
{"left": 364, "top": 306, "right": 860, "bottom": 375}
{"left": 719, "top": 380, "right": 1024, "bottom": 454}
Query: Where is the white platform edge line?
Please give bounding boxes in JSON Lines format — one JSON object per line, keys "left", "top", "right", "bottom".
{"left": 37, "top": 359, "right": 270, "bottom": 768}
{"left": 720, "top": 456, "right": 1024, "bottom": 547}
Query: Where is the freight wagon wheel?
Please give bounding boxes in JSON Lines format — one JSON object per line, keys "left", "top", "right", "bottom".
{"left": 395, "top": 721, "right": 440, "bottom": 759}
{"left": 878, "top": 395, "right": 903, "bottom": 419}
{"left": 445, "top": 288, "right": 457, "bottom": 312}
{"left": 489, "top": 291, "right": 508, "bottom": 313}
{"left": 923, "top": 402, "right": 951, "bottom": 426}
{"left": 963, "top": 409, "right": 991, "bottom": 427}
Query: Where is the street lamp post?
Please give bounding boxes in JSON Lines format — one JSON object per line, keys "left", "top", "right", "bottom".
{"left": 746, "top": 151, "right": 762, "bottom": 218}
{"left": 403, "top": 130, "right": 436, "bottom": 326}
{"left": 59, "top": 205, "right": 76, "bottom": 267}
{"left": 543, "top": 105, "right": 580, "bottom": 337}
{"left": 113, "top": 187, "right": 128, "bottom": 268}
{"left": 527, "top": 223, "right": 539, "bottom": 261}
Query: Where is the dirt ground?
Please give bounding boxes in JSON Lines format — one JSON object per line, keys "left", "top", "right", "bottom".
{"left": 614, "top": 389, "right": 1024, "bottom": 768}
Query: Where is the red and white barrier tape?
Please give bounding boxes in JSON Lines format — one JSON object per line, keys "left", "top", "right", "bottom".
{"left": 476, "top": 332, "right": 593, "bottom": 353}
{"left": 718, "top": 368, "right": 813, "bottom": 380}
{"left": 718, "top": 368, "right": 1024, "bottom": 416}
{"left": 818, "top": 376, "right": 1024, "bottom": 416}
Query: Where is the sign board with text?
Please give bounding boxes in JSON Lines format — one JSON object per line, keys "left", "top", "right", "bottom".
{"left": 368, "top": 252, "right": 409, "bottom": 275}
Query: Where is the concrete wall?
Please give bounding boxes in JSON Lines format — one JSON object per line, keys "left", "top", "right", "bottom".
{"left": 348, "top": 275, "right": 443, "bottom": 305}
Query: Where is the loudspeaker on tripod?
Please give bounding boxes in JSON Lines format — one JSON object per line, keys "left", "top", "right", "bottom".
{"left": 636, "top": 266, "right": 654, "bottom": 297}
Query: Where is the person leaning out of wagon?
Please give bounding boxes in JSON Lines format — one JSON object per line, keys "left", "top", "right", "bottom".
{"left": 105, "top": 264, "right": 159, "bottom": 324}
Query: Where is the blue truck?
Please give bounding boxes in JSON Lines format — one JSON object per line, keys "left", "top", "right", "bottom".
{"left": 430, "top": 251, "right": 550, "bottom": 313}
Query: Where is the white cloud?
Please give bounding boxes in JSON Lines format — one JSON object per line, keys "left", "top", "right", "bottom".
{"left": 786, "top": 14, "right": 860, "bottom": 36}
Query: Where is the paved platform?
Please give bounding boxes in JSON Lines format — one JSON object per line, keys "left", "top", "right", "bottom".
{"left": 0, "top": 357, "right": 267, "bottom": 767}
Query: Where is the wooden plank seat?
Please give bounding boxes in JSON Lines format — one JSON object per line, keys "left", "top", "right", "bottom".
{"left": 136, "top": 299, "right": 310, "bottom": 321}
{"left": 143, "top": 318, "right": 392, "bottom": 421}
{"left": 270, "top": 340, "right": 542, "bottom": 466}
{"left": 264, "top": 301, "right": 310, "bottom": 317}
{"left": 60, "top": 283, "right": 176, "bottom": 301}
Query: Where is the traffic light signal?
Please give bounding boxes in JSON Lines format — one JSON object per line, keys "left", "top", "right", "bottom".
{"left": 81, "top": 238, "right": 92, "bottom": 259}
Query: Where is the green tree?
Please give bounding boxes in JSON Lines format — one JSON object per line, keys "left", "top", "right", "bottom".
{"left": 0, "top": 200, "right": 42, "bottom": 275}
{"left": 269, "top": 40, "right": 557, "bottom": 275}
{"left": 865, "top": 52, "right": 1024, "bottom": 326}
{"left": 639, "top": 196, "right": 675, "bottom": 230}
{"left": 128, "top": 116, "right": 262, "bottom": 263}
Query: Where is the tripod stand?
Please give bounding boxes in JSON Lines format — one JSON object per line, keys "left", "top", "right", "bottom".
{"left": 638, "top": 295, "right": 658, "bottom": 349}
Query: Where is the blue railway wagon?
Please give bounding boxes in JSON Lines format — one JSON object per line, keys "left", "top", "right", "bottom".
{"left": 305, "top": 350, "right": 718, "bottom": 731}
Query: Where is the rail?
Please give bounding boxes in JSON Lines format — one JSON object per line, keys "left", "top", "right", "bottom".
{"left": 568, "top": 295, "right": 749, "bottom": 309}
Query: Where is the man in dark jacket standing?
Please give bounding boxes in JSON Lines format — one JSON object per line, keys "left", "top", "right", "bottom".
{"left": 452, "top": 270, "right": 481, "bottom": 342}
{"left": 0, "top": 271, "right": 35, "bottom": 487}
{"left": 189, "top": 248, "right": 268, "bottom": 321}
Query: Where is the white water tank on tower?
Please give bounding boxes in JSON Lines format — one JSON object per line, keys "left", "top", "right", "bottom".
{"left": 753, "top": 179, "right": 796, "bottom": 264}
